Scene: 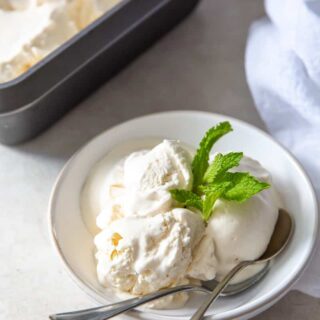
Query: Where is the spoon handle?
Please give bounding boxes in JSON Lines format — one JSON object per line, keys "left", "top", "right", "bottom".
{"left": 190, "top": 261, "right": 252, "bottom": 320}
{"left": 49, "top": 284, "right": 203, "bottom": 320}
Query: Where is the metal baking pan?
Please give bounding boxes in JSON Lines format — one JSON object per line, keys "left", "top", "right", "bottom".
{"left": 0, "top": 0, "right": 200, "bottom": 145}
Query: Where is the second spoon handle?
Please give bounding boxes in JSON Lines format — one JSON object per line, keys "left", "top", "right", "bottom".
{"left": 50, "top": 284, "right": 205, "bottom": 320}
{"left": 190, "top": 261, "right": 252, "bottom": 320}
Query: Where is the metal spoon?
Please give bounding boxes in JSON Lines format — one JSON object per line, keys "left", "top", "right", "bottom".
{"left": 190, "top": 209, "right": 294, "bottom": 320}
{"left": 50, "top": 209, "right": 293, "bottom": 320}
{"left": 49, "top": 264, "right": 269, "bottom": 320}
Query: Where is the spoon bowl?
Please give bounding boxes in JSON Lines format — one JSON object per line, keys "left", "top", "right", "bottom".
{"left": 205, "top": 262, "right": 271, "bottom": 296}
{"left": 260, "top": 209, "right": 294, "bottom": 260}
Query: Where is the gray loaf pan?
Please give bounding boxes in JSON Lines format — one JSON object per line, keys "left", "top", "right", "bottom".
{"left": 0, "top": 0, "right": 200, "bottom": 145}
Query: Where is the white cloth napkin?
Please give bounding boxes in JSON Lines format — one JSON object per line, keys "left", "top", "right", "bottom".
{"left": 245, "top": 0, "right": 320, "bottom": 297}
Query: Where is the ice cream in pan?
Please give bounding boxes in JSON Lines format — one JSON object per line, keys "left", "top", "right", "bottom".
{"left": 82, "top": 122, "right": 280, "bottom": 309}
{"left": 0, "top": 0, "right": 121, "bottom": 83}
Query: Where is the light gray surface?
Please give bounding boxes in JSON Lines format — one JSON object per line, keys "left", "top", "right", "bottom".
{"left": 0, "top": 0, "right": 319, "bottom": 319}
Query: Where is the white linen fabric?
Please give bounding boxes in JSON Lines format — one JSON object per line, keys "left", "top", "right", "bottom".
{"left": 245, "top": 0, "right": 320, "bottom": 297}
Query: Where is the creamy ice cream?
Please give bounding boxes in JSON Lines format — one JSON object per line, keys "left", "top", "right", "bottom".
{"left": 96, "top": 140, "right": 193, "bottom": 228}
{"left": 196, "top": 156, "right": 279, "bottom": 281}
{"left": 81, "top": 139, "right": 280, "bottom": 309}
{"left": 95, "top": 208, "right": 204, "bottom": 308}
{"left": 0, "top": 0, "right": 121, "bottom": 83}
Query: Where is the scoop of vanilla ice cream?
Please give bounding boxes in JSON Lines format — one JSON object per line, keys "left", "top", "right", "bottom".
{"left": 94, "top": 208, "right": 204, "bottom": 302}
{"left": 96, "top": 140, "right": 193, "bottom": 228}
{"left": 205, "top": 155, "right": 279, "bottom": 280}
{"left": 123, "top": 140, "right": 192, "bottom": 215}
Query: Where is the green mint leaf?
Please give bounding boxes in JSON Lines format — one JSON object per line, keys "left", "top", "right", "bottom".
{"left": 200, "top": 182, "right": 233, "bottom": 221}
{"left": 169, "top": 122, "right": 272, "bottom": 224}
{"left": 221, "top": 172, "right": 270, "bottom": 202}
{"left": 192, "top": 122, "right": 233, "bottom": 192}
{"left": 170, "top": 189, "right": 203, "bottom": 211}
{"left": 198, "top": 181, "right": 233, "bottom": 194}
{"left": 203, "top": 152, "right": 243, "bottom": 183}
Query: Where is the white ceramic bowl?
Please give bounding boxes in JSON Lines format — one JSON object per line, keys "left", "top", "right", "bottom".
{"left": 49, "top": 111, "right": 318, "bottom": 320}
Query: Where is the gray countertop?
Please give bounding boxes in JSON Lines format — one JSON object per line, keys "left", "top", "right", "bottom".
{"left": 1, "top": 1, "right": 319, "bottom": 319}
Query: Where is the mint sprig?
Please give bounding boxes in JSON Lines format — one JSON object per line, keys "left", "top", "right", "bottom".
{"left": 170, "top": 122, "right": 270, "bottom": 222}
